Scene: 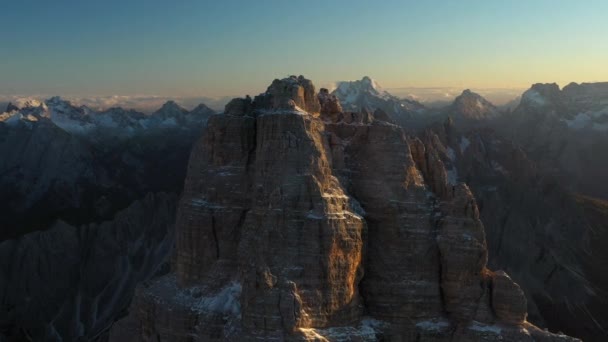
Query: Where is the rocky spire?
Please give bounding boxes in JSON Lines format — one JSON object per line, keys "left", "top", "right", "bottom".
{"left": 254, "top": 75, "right": 321, "bottom": 113}
{"left": 318, "top": 88, "right": 342, "bottom": 121}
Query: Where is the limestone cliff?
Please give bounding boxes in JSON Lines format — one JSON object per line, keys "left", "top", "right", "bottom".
{"left": 127, "top": 76, "right": 579, "bottom": 341}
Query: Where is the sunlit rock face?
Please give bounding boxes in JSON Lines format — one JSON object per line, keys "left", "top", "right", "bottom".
{"left": 127, "top": 76, "right": 580, "bottom": 342}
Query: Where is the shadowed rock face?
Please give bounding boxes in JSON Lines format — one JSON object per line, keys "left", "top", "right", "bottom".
{"left": 0, "top": 193, "right": 177, "bottom": 342}
{"left": 128, "top": 76, "right": 579, "bottom": 341}
{"left": 498, "top": 82, "right": 608, "bottom": 200}
{"left": 417, "top": 119, "right": 608, "bottom": 341}
{"left": 0, "top": 98, "right": 216, "bottom": 341}
{"left": 0, "top": 99, "right": 214, "bottom": 240}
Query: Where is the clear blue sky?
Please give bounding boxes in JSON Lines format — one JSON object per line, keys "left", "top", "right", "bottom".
{"left": 2, "top": 0, "right": 607, "bottom": 97}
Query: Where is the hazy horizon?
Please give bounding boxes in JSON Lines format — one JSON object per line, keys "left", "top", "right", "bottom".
{"left": 3, "top": 0, "right": 607, "bottom": 98}
{"left": 0, "top": 80, "right": 529, "bottom": 112}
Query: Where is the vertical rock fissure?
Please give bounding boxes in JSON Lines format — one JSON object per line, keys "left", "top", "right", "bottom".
{"left": 211, "top": 216, "right": 219, "bottom": 259}
{"left": 432, "top": 199, "right": 448, "bottom": 312}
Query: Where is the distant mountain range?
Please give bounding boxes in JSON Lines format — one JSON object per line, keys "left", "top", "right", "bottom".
{"left": 0, "top": 97, "right": 216, "bottom": 137}
{"left": 0, "top": 97, "right": 216, "bottom": 341}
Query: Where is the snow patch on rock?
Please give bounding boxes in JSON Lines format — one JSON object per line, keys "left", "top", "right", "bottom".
{"left": 416, "top": 318, "right": 450, "bottom": 332}
{"left": 460, "top": 137, "right": 470, "bottom": 153}
{"left": 522, "top": 89, "right": 547, "bottom": 107}
{"left": 446, "top": 147, "right": 456, "bottom": 161}
{"left": 446, "top": 167, "right": 459, "bottom": 185}
{"left": 468, "top": 321, "right": 502, "bottom": 334}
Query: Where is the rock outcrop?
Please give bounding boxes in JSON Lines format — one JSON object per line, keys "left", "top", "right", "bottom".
{"left": 318, "top": 88, "right": 342, "bottom": 121}
{"left": 128, "top": 76, "right": 579, "bottom": 341}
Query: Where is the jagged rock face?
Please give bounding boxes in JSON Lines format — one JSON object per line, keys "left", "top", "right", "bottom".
{"left": 436, "top": 184, "right": 489, "bottom": 321}
{"left": 238, "top": 112, "right": 365, "bottom": 336}
{"left": 492, "top": 271, "right": 527, "bottom": 323}
{"left": 0, "top": 193, "right": 176, "bottom": 341}
{"left": 317, "top": 88, "right": 342, "bottom": 121}
{"left": 326, "top": 116, "right": 441, "bottom": 328}
{"left": 419, "top": 120, "right": 607, "bottom": 341}
{"left": 131, "top": 77, "right": 579, "bottom": 342}
{"left": 174, "top": 113, "right": 256, "bottom": 284}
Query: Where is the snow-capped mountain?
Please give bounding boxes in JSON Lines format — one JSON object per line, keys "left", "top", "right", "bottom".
{"left": 0, "top": 97, "right": 216, "bottom": 138}
{"left": 496, "top": 82, "right": 608, "bottom": 200}
{"left": 0, "top": 96, "right": 216, "bottom": 239}
{"left": 514, "top": 82, "right": 608, "bottom": 131}
{"left": 332, "top": 76, "right": 426, "bottom": 127}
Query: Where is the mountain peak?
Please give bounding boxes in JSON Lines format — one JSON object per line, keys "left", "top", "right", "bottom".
{"left": 528, "top": 83, "right": 561, "bottom": 100}
{"left": 160, "top": 100, "right": 184, "bottom": 110}
{"left": 190, "top": 103, "right": 214, "bottom": 113}
{"left": 334, "top": 76, "right": 389, "bottom": 106}
{"left": 449, "top": 89, "right": 499, "bottom": 120}
{"left": 153, "top": 101, "right": 188, "bottom": 117}
{"left": 360, "top": 75, "right": 377, "bottom": 87}
{"left": 455, "top": 89, "right": 484, "bottom": 102}
{"left": 461, "top": 89, "right": 474, "bottom": 95}
{"left": 346, "top": 76, "right": 383, "bottom": 94}
{"left": 46, "top": 96, "right": 68, "bottom": 104}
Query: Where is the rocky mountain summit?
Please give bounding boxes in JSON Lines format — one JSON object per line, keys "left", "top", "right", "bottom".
{"left": 125, "top": 76, "right": 578, "bottom": 341}
{"left": 446, "top": 89, "right": 500, "bottom": 122}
